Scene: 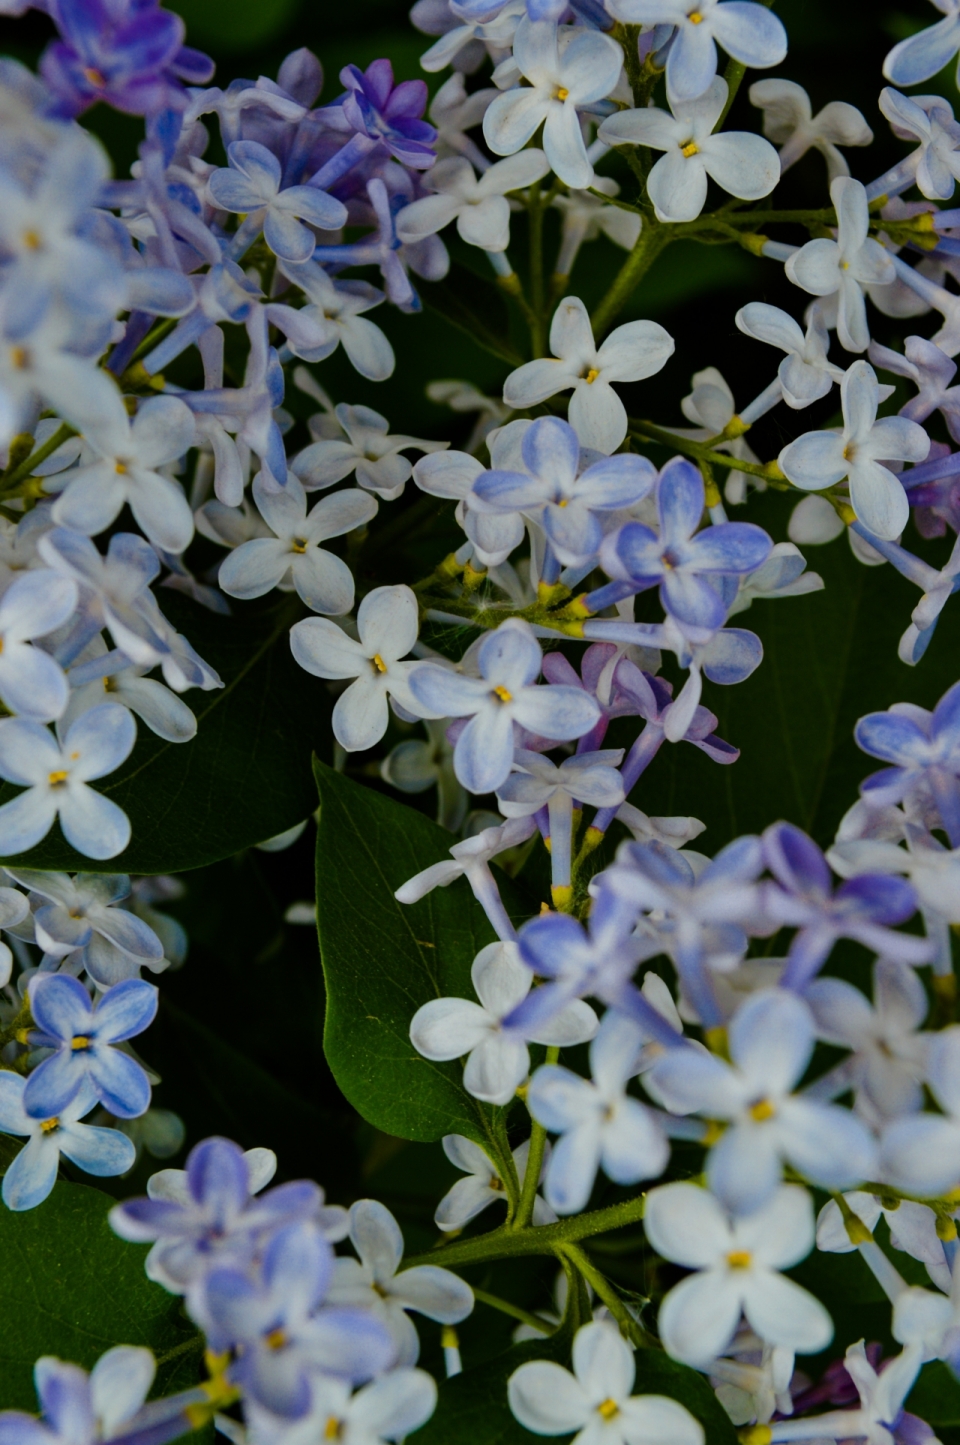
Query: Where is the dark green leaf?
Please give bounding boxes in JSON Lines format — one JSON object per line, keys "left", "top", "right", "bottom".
{"left": 419, "top": 263, "right": 525, "bottom": 369}
{"left": 908, "top": 1361, "right": 960, "bottom": 1428}
{"left": 414, "top": 1331, "right": 572, "bottom": 1445}
{"left": 0, "top": 1179, "right": 202, "bottom": 1409}
{"left": 314, "top": 759, "right": 527, "bottom": 1149}
{"left": 633, "top": 1347, "right": 738, "bottom": 1445}
{"left": 0, "top": 594, "right": 331, "bottom": 875}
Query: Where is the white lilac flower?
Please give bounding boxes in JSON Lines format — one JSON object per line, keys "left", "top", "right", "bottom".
{"left": 396, "top": 150, "right": 550, "bottom": 252}
{"left": 291, "top": 403, "right": 446, "bottom": 500}
{"left": 778, "top": 360, "right": 930, "bottom": 541}
{"left": 435, "top": 1133, "right": 556, "bottom": 1231}
{"left": 409, "top": 939, "right": 597, "bottom": 1105}
{"left": 416, "top": 0, "right": 525, "bottom": 76}
{"left": 0, "top": 1074, "right": 135, "bottom": 1211}
{"left": 735, "top": 302, "right": 845, "bottom": 408}
{"left": 407, "top": 618, "right": 601, "bottom": 795}
{"left": 766, "top": 1342, "right": 924, "bottom": 1445}
{"left": 818, "top": 1192, "right": 951, "bottom": 1292}
{"left": 727, "top": 543, "right": 825, "bottom": 616}
{"left": 668, "top": 366, "right": 761, "bottom": 504}
{"left": 616, "top": 804, "right": 706, "bottom": 850}
{"left": 381, "top": 718, "right": 467, "bottom": 833}
{"left": 0, "top": 704, "right": 136, "bottom": 859}
{"left": 749, "top": 79, "right": 873, "bottom": 180}
{"left": 0, "top": 567, "right": 76, "bottom": 722}
{"left": 785, "top": 178, "right": 896, "bottom": 353}
{"left": 244, "top": 1370, "right": 438, "bottom": 1445}
{"left": 498, "top": 749, "right": 625, "bottom": 895}
{"left": 869, "top": 334, "right": 960, "bottom": 442}
{"left": 599, "top": 79, "right": 780, "bottom": 224}
{"left": 49, "top": 395, "right": 196, "bottom": 555}
{"left": 878, "top": 88, "right": 960, "bottom": 201}
{"left": 290, "top": 585, "right": 419, "bottom": 752}
{"left": 395, "top": 814, "right": 537, "bottom": 942}
{"left": 605, "top": 0, "right": 785, "bottom": 102}
{"left": 326, "top": 1198, "right": 474, "bottom": 1366}
{"left": 509, "top": 1320, "right": 705, "bottom": 1445}
{"left": 11, "top": 868, "right": 166, "bottom": 988}
{"left": 277, "top": 260, "right": 395, "bottom": 381}
{"left": 429, "top": 72, "right": 497, "bottom": 169}
{"left": 552, "top": 177, "right": 642, "bottom": 279}
{"left": 645, "top": 1182, "right": 833, "bottom": 1367}
{"left": 884, "top": 2, "right": 960, "bottom": 91}
{"left": 62, "top": 652, "right": 197, "bottom": 746}
{"left": 413, "top": 446, "right": 525, "bottom": 568}
{"left": 880, "top": 1025, "right": 960, "bottom": 1195}
{"left": 482, "top": 18, "right": 623, "bottom": 190}
{"left": 528, "top": 1010, "right": 669, "bottom": 1214}
{"left": 646, "top": 988, "right": 877, "bottom": 1214}
{"left": 502, "top": 295, "right": 674, "bottom": 454}
{"left": 218, "top": 471, "right": 376, "bottom": 615}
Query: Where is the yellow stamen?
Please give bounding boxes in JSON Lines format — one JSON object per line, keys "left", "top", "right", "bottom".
{"left": 839, "top": 259, "right": 850, "bottom": 270}
{"left": 290, "top": 537, "right": 308, "bottom": 554}
{"left": 83, "top": 67, "right": 107, "bottom": 88}
{"left": 740, "top": 1428, "right": 772, "bottom": 1445}
{"left": 441, "top": 1326, "right": 460, "bottom": 1349}
{"left": 749, "top": 1098, "right": 776, "bottom": 1122}
{"left": 727, "top": 1250, "right": 752, "bottom": 1269}
{"left": 681, "top": 141, "right": 700, "bottom": 158}
{"left": 71, "top": 1036, "right": 91, "bottom": 1051}
{"left": 701, "top": 1119, "right": 725, "bottom": 1145}
{"left": 493, "top": 684, "right": 512, "bottom": 703}
{"left": 688, "top": 8, "right": 703, "bottom": 20}
{"left": 40, "top": 1117, "right": 59, "bottom": 1134}
{"left": 22, "top": 230, "right": 41, "bottom": 251}
{"left": 115, "top": 461, "right": 128, "bottom": 475}
{"left": 10, "top": 346, "right": 28, "bottom": 370}
{"left": 556, "top": 86, "right": 569, "bottom": 100}
{"left": 48, "top": 770, "right": 68, "bottom": 786}
{"left": 371, "top": 654, "right": 387, "bottom": 673}
{"left": 598, "top": 1400, "right": 620, "bottom": 1421}
{"left": 584, "top": 367, "right": 600, "bottom": 383}
{"left": 264, "top": 1328, "right": 287, "bottom": 1351}
{"left": 324, "top": 1419, "right": 342, "bottom": 1441}
{"left": 489, "top": 1174, "right": 504, "bottom": 1192}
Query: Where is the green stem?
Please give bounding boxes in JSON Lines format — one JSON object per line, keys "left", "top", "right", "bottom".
{"left": 473, "top": 1288, "right": 554, "bottom": 1335}
{"left": 714, "top": 0, "right": 775, "bottom": 128}
{"left": 559, "top": 1244, "right": 649, "bottom": 1345}
{"left": 402, "top": 1191, "right": 648, "bottom": 1273}
{"left": 629, "top": 419, "right": 788, "bottom": 484}
{"left": 1, "top": 421, "right": 76, "bottom": 494}
{"left": 590, "top": 221, "right": 669, "bottom": 338}
{"left": 130, "top": 316, "right": 178, "bottom": 366}
{"left": 513, "top": 1046, "right": 558, "bottom": 1230}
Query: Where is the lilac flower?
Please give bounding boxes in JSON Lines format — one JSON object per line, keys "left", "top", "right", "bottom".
{"left": 482, "top": 19, "right": 623, "bottom": 190}
{"left": 326, "top": 1199, "right": 473, "bottom": 1366}
{"left": 785, "top": 179, "right": 895, "bottom": 353}
{"left": 317, "top": 59, "right": 437, "bottom": 182}
{"left": 208, "top": 142, "right": 346, "bottom": 265}
{"left": 604, "top": 0, "right": 787, "bottom": 103}
{"left": 202, "top": 1222, "right": 395, "bottom": 1418}
{"left": 38, "top": 529, "right": 169, "bottom": 670}
{"left": 761, "top": 822, "right": 931, "bottom": 991}
{"left": 0, "top": 1075, "right": 134, "bottom": 1211}
{"left": 502, "top": 296, "right": 674, "bottom": 455}
{"left": 406, "top": 619, "right": 600, "bottom": 795}
{"left": 110, "top": 1135, "right": 329, "bottom": 1293}
{"left": 875, "top": 89, "right": 960, "bottom": 202}
{"left": 880, "top": 1025, "right": 960, "bottom": 1196}
{"left": 245, "top": 1371, "right": 438, "bottom": 1445}
{"left": 409, "top": 939, "right": 597, "bottom": 1105}
{"left": 736, "top": 303, "right": 845, "bottom": 409}
{"left": 749, "top": 79, "right": 873, "bottom": 181}
{"left": 598, "top": 80, "right": 780, "bottom": 224}
{"left": 0, "top": 705, "right": 137, "bottom": 860}
{"left": 291, "top": 404, "right": 445, "bottom": 500}
{"left": 395, "top": 814, "right": 537, "bottom": 943}
{"left": 0, "top": 1346, "right": 157, "bottom": 1445}
{"left": 778, "top": 360, "right": 930, "bottom": 542}
{"left": 435, "top": 1134, "right": 556, "bottom": 1232}
{"left": 884, "top": 1, "right": 960, "bottom": 89}
{"left": 598, "top": 457, "right": 773, "bottom": 631}
{"left": 869, "top": 335, "right": 960, "bottom": 442}
{"left": 855, "top": 681, "right": 960, "bottom": 845}
{"left": 471, "top": 416, "right": 655, "bottom": 570}
{"left": 529, "top": 1011, "right": 670, "bottom": 1214}
{"left": 396, "top": 151, "right": 550, "bottom": 253}
{"left": 498, "top": 749, "right": 625, "bottom": 899}
{"left": 23, "top": 972, "right": 157, "bottom": 1121}
{"left": 601, "top": 836, "right": 764, "bottom": 1029}
{"left": 648, "top": 988, "right": 878, "bottom": 1214}
{"left": 218, "top": 472, "right": 376, "bottom": 616}
{"left": 0, "top": 569, "right": 77, "bottom": 722}
{"left": 9, "top": 870, "right": 165, "bottom": 989}
{"left": 277, "top": 262, "right": 395, "bottom": 381}
{"left": 39, "top": 0, "right": 214, "bottom": 120}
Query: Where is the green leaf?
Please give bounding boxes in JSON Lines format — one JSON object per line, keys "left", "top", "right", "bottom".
{"left": 633, "top": 1348, "right": 738, "bottom": 1445}
{"left": 168, "top": 0, "right": 299, "bottom": 49}
{"left": 630, "top": 492, "right": 960, "bottom": 849}
{"left": 419, "top": 263, "right": 525, "bottom": 369}
{"left": 414, "top": 1332, "right": 572, "bottom": 1445}
{"left": 0, "top": 1179, "right": 202, "bottom": 1409}
{"left": 314, "top": 760, "right": 526, "bottom": 1150}
{"left": 908, "top": 1361, "right": 960, "bottom": 1429}
{"left": 0, "top": 595, "right": 331, "bottom": 875}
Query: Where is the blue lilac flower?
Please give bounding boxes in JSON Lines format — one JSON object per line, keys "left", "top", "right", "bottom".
{"left": 0, "top": 1074, "right": 135, "bottom": 1211}
{"left": 855, "top": 681, "right": 960, "bottom": 845}
{"left": 23, "top": 972, "right": 157, "bottom": 1121}
{"left": 0, "top": 1346, "right": 157, "bottom": 1445}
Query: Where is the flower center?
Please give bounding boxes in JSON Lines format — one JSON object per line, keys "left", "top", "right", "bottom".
{"left": 22, "top": 229, "right": 41, "bottom": 251}
{"left": 264, "top": 1328, "right": 287, "bottom": 1351}
{"left": 681, "top": 141, "right": 700, "bottom": 158}
{"left": 324, "top": 1419, "right": 343, "bottom": 1441}
{"left": 83, "top": 67, "right": 107, "bottom": 88}
{"left": 40, "top": 1117, "right": 60, "bottom": 1134}
{"left": 490, "top": 1173, "right": 503, "bottom": 1191}
{"left": 584, "top": 367, "right": 600, "bottom": 383}
{"left": 842, "top": 442, "right": 857, "bottom": 462}
{"left": 372, "top": 653, "right": 388, "bottom": 673}
{"left": 10, "top": 346, "right": 29, "bottom": 370}
{"left": 598, "top": 1399, "right": 620, "bottom": 1420}
{"left": 493, "top": 684, "right": 513, "bottom": 703}
{"left": 688, "top": 8, "right": 704, "bottom": 20}
{"left": 71, "top": 1035, "right": 91, "bottom": 1052}
{"left": 115, "top": 461, "right": 129, "bottom": 475}
{"left": 556, "top": 87, "right": 569, "bottom": 101}
{"left": 749, "top": 1098, "right": 776, "bottom": 1122}
{"left": 48, "top": 770, "right": 69, "bottom": 787}
{"left": 290, "top": 537, "right": 308, "bottom": 554}
{"left": 726, "top": 1249, "right": 752, "bottom": 1269}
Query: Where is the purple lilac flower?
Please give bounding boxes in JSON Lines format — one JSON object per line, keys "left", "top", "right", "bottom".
{"left": 594, "top": 457, "right": 773, "bottom": 630}
{"left": 855, "top": 680, "right": 960, "bottom": 845}
{"left": 762, "top": 822, "right": 932, "bottom": 991}
{"left": 23, "top": 973, "right": 157, "bottom": 1121}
